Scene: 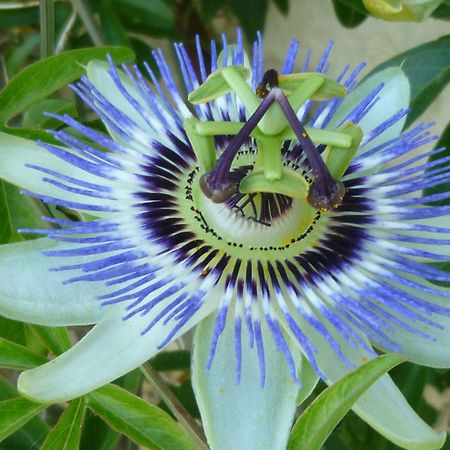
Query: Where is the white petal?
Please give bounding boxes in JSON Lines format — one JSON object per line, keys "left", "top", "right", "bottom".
{"left": 0, "top": 238, "right": 108, "bottom": 326}
{"left": 374, "top": 277, "right": 450, "bottom": 368}
{"left": 0, "top": 132, "right": 113, "bottom": 214}
{"left": 192, "top": 314, "right": 311, "bottom": 450}
{"left": 86, "top": 61, "right": 157, "bottom": 137}
{"left": 329, "top": 67, "right": 410, "bottom": 151}
{"left": 302, "top": 318, "right": 445, "bottom": 449}
{"left": 18, "top": 295, "right": 217, "bottom": 402}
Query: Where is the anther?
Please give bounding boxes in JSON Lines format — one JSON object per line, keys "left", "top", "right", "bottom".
{"left": 200, "top": 173, "right": 239, "bottom": 203}
{"left": 256, "top": 69, "right": 279, "bottom": 98}
{"left": 307, "top": 178, "right": 346, "bottom": 211}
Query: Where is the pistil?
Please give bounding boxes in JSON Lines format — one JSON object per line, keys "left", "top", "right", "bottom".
{"left": 196, "top": 68, "right": 358, "bottom": 210}
{"left": 199, "top": 90, "right": 277, "bottom": 202}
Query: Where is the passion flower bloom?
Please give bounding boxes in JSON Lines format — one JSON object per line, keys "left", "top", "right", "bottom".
{"left": 0, "top": 31, "right": 449, "bottom": 450}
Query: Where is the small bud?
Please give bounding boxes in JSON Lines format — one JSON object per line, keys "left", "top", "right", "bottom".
{"left": 362, "top": 0, "right": 444, "bottom": 22}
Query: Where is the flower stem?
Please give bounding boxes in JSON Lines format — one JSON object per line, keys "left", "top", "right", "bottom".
{"left": 140, "top": 362, "right": 209, "bottom": 450}
{"left": 39, "top": 0, "right": 55, "bottom": 58}
{"left": 70, "top": 0, "right": 106, "bottom": 46}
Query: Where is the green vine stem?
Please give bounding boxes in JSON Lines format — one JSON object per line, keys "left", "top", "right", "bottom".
{"left": 140, "top": 362, "right": 209, "bottom": 450}
{"left": 39, "top": 0, "right": 55, "bottom": 58}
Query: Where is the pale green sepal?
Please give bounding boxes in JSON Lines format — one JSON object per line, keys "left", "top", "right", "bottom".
{"left": 363, "top": 0, "right": 444, "bottom": 21}
{"left": 192, "top": 314, "right": 304, "bottom": 450}
{"left": 0, "top": 132, "right": 112, "bottom": 214}
{"left": 18, "top": 298, "right": 217, "bottom": 402}
{"left": 328, "top": 67, "right": 410, "bottom": 152}
{"left": 310, "top": 328, "right": 446, "bottom": 449}
{"left": 188, "top": 66, "right": 253, "bottom": 105}
{"left": 240, "top": 167, "right": 309, "bottom": 198}
{"left": 0, "top": 238, "right": 108, "bottom": 326}
{"left": 279, "top": 73, "right": 346, "bottom": 101}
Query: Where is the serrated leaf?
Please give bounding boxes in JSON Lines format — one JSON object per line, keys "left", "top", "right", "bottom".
{"left": 87, "top": 384, "right": 198, "bottom": 450}
{"left": 0, "top": 338, "right": 47, "bottom": 370}
{"left": 0, "top": 397, "right": 46, "bottom": 442}
{"left": 332, "top": 0, "right": 368, "bottom": 27}
{"left": 0, "top": 46, "right": 135, "bottom": 124}
{"left": 288, "top": 354, "right": 405, "bottom": 450}
{"left": 40, "top": 398, "right": 85, "bottom": 450}
{"left": 367, "top": 35, "right": 450, "bottom": 127}
{"left": 229, "top": 0, "right": 269, "bottom": 41}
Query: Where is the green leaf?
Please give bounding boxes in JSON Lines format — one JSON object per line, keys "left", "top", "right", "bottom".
{"left": 0, "top": 126, "right": 59, "bottom": 144}
{"left": 0, "top": 317, "right": 27, "bottom": 345}
{"left": 87, "top": 384, "right": 198, "bottom": 450}
{"left": 287, "top": 354, "right": 405, "bottom": 450}
{"left": 80, "top": 410, "right": 122, "bottom": 450}
{"left": 112, "top": 0, "right": 174, "bottom": 32}
{"left": 432, "top": 0, "right": 450, "bottom": 19}
{"left": 0, "top": 46, "right": 135, "bottom": 124}
{"left": 331, "top": 0, "right": 368, "bottom": 27}
{"left": 200, "top": 0, "right": 224, "bottom": 20}
{"left": 28, "top": 325, "right": 72, "bottom": 355}
{"left": 229, "top": 0, "right": 269, "bottom": 41}
{"left": 98, "top": 0, "right": 131, "bottom": 47}
{"left": 150, "top": 350, "right": 191, "bottom": 372}
{"left": 0, "top": 7, "right": 39, "bottom": 28}
{"left": 272, "top": 0, "right": 289, "bottom": 15}
{"left": 0, "top": 180, "right": 45, "bottom": 244}
{"left": 81, "top": 368, "right": 142, "bottom": 450}
{"left": 40, "top": 398, "right": 86, "bottom": 450}
{"left": 0, "top": 338, "right": 47, "bottom": 370}
{"left": 0, "top": 397, "right": 46, "bottom": 443}
{"left": 367, "top": 35, "right": 450, "bottom": 127}
{"left": 0, "top": 377, "right": 49, "bottom": 450}
{"left": 22, "top": 99, "right": 77, "bottom": 129}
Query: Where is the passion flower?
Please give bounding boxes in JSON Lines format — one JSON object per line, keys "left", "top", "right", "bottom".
{"left": 0, "top": 30, "right": 448, "bottom": 450}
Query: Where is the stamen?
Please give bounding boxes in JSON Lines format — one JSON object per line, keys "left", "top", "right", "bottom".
{"left": 200, "top": 91, "right": 276, "bottom": 202}
{"left": 198, "top": 68, "right": 350, "bottom": 209}
{"left": 275, "top": 91, "right": 347, "bottom": 210}
{"left": 256, "top": 69, "right": 279, "bottom": 97}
